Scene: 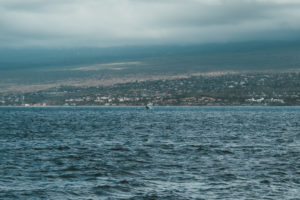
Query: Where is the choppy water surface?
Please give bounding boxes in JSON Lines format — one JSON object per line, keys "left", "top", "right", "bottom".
{"left": 0, "top": 107, "right": 299, "bottom": 200}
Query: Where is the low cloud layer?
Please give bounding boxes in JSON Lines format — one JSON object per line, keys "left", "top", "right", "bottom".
{"left": 1, "top": 0, "right": 300, "bottom": 47}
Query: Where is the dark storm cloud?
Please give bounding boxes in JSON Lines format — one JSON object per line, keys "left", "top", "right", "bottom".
{"left": 1, "top": 0, "right": 300, "bottom": 47}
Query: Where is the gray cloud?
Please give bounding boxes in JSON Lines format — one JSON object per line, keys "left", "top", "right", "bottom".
{"left": 1, "top": 0, "right": 300, "bottom": 47}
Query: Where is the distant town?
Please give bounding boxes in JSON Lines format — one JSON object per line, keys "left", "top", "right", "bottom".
{"left": 1, "top": 72, "right": 299, "bottom": 106}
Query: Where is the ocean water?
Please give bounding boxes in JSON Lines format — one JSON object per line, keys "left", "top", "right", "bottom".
{"left": 0, "top": 106, "right": 299, "bottom": 200}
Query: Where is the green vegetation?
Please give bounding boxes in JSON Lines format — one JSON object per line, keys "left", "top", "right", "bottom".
{"left": 1, "top": 72, "right": 299, "bottom": 106}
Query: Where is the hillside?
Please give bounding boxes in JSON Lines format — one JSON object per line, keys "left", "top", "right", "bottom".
{"left": 1, "top": 41, "right": 300, "bottom": 92}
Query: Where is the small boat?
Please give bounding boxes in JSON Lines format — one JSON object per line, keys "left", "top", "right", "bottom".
{"left": 145, "top": 103, "right": 153, "bottom": 110}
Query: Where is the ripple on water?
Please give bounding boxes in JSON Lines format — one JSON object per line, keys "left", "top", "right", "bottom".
{"left": 0, "top": 106, "right": 300, "bottom": 199}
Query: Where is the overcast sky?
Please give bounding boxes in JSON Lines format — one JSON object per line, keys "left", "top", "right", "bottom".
{"left": 1, "top": 0, "right": 300, "bottom": 48}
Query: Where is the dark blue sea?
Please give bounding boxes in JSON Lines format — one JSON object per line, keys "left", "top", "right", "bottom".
{"left": 0, "top": 107, "right": 299, "bottom": 200}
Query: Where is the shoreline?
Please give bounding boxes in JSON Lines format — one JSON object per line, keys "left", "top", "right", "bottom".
{"left": 1, "top": 105, "right": 300, "bottom": 108}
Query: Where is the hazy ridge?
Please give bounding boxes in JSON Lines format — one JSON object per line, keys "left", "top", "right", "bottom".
{"left": 1, "top": 41, "right": 300, "bottom": 92}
